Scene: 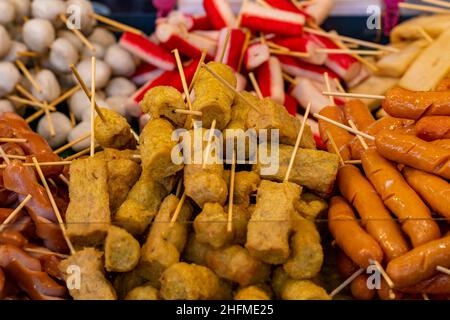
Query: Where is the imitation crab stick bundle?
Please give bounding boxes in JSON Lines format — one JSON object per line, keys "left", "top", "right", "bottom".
{"left": 214, "top": 28, "right": 247, "bottom": 71}
{"left": 244, "top": 42, "right": 270, "bottom": 71}
{"left": 119, "top": 32, "right": 176, "bottom": 71}
{"left": 304, "top": 0, "right": 336, "bottom": 25}
{"left": 265, "top": 0, "right": 310, "bottom": 18}
{"left": 272, "top": 36, "right": 327, "bottom": 65}
{"left": 158, "top": 11, "right": 213, "bottom": 31}
{"left": 290, "top": 78, "right": 330, "bottom": 115}
{"left": 156, "top": 23, "right": 217, "bottom": 60}
{"left": 203, "top": 0, "right": 236, "bottom": 30}
{"left": 306, "top": 32, "right": 362, "bottom": 83}
{"left": 279, "top": 56, "right": 338, "bottom": 83}
{"left": 131, "top": 63, "right": 164, "bottom": 86}
{"left": 256, "top": 57, "right": 285, "bottom": 105}
{"left": 240, "top": 1, "right": 305, "bottom": 37}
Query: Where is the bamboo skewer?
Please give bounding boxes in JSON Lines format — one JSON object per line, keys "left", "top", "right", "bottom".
{"left": 32, "top": 157, "right": 75, "bottom": 255}
{"left": 0, "top": 138, "right": 27, "bottom": 143}
{"left": 173, "top": 49, "right": 194, "bottom": 111}
{"left": 170, "top": 192, "right": 187, "bottom": 228}
{"left": 202, "top": 120, "right": 217, "bottom": 169}
{"left": 3, "top": 154, "right": 27, "bottom": 161}
{"left": 24, "top": 247, "right": 69, "bottom": 259}
{"left": 329, "top": 268, "right": 364, "bottom": 298}
{"left": 7, "top": 96, "right": 53, "bottom": 110}
{"left": 326, "top": 129, "right": 345, "bottom": 166}
{"left": 220, "top": 28, "right": 232, "bottom": 64}
{"left": 90, "top": 57, "right": 96, "bottom": 157}
{"left": 65, "top": 146, "right": 94, "bottom": 161}
{"left": 314, "top": 113, "right": 375, "bottom": 141}
{"left": 237, "top": 30, "right": 251, "bottom": 72}
{"left": 315, "top": 48, "right": 385, "bottom": 56}
{"left": 423, "top": 0, "right": 450, "bottom": 9}
{"left": 43, "top": 102, "right": 56, "bottom": 137}
{"left": 0, "top": 195, "right": 33, "bottom": 232}
{"left": 49, "top": 84, "right": 81, "bottom": 108}
{"left": 324, "top": 73, "right": 335, "bottom": 105}
{"left": 285, "top": 103, "right": 311, "bottom": 181}
{"left": 437, "top": 266, "right": 450, "bottom": 276}
{"left": 15, "top": 60, "right": 42, "bottom": 93}
{"left": 334, "top": 78, "right": 347, "bottom": 94}
{"left": 227, "top": 150, "right": 236, "bottom": 233}
{"left": 188, "top": 50, "right": 208, "bottom": 92}
{"left": 15, "top": 84, "right": 39, "bottom": 102}
{"left": 0, "top": 161, "right": 72, "bottom": 169}
{"left": 91, "top": 13, "right": 144, "bottom": 36}
{"left": 248, "top": 72, "right": 264, "bottom": 100}
{"left": 282, "top": 72, "right": 298, "bottom": 85}
{"left": 0, "top": 146, "right": 11, "bottom": 165}
{"left": 16, "top": 51, "right": 39, "bottom": 58}
{"left": 54, "top": 133, "right": 91, "bottom": 154}
{"left": 59, "top": 174, "right": 70, "bottom": 186}
{"left": 370, "top": 259, "right": 395, "bottom": 289}
{"left": 399, "top": 2, "right": 450, "bottom": 14}
{"left": 345, "top": 160, "right": 362, "bottom": 165}
{"left": 416, "top": 26, "right": 434, "bottom": 44}
{"left": 348, "top": 120, "right": 369, "bottom": 150}
{"left": 59, "top": 14, "right": 95, "bottom": 52}
{"left": 269, "top": 49, "right": 310, "bottom": 58}
{"left": 174, "top": 109, "right": 203, "bottom": 116}
{"left": 323, "top": 91, "right": 385, "bottom": 100}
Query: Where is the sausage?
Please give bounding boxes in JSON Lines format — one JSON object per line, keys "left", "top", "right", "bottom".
{"left": 343, "top": 99, "right": 375, "bottom": 131}
{"left": 403, "top": 167, "right": 450, "bottom": 219}
{"left": 436, "top": 78, "right": 450, "bottom": 92}
{"left": 335, "top": 249, "right": 359, "bottom": 278}
{"left": 377, "top": 278, "right": 403, "bottom": 300}
{"left": 0, "top": 267, "right": 5, "bottom": 298}
{"left": 387, "top": 235, "right": 450, "bottom": 288}
{"left": 338, "top": 165, "right": 409, "bottom": 261}
{"left": 398, "top": 273, "right": 450, "bottom": 295}
{"left": 415, "top": 116, "right": 450, "bottom": 141}
{"left": 432, "top": 139, "right": 450, "bottom": 150}
{"left": 361, "top": 148, "right": 440, "bottom": 247}
{"left": 0, "top": 244, "right": 66, "bottom": 300}
{"left": 351, "top": 274, "right": 375, "bottom": 300}
{"left": 383, "top": 86, "right": 450, "bottom": 120}
{"left": 0, "top": 230, "right": 28, "bottom": 247}
{"left": 328, "top": 196, "right": 384, "bottom": 268}
{"left": 318, "top": 106, "right": 353, "bottom": 161}
{"left": 375, "top": 131, "right": 450, "bottom": 180}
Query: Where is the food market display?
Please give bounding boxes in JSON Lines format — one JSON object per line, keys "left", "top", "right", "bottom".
{"left": 0, "top": 0, "right": 450, "bottom": 301}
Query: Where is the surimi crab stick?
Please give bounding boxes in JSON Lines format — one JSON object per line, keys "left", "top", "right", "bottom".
{"left": 283, "top": 93, "right": 298, "bottom": 116}
{"left": 304, "top": 0, "right": 336, "bottom": 25}
{"left": 272, "top": 36, "right": 327, "bottom": 65}
{"left": 279, "top": 56, "right": 339, "bottom": 83}
{"left": 156, "top": 23, "right": 217, "bottom": 60}
{"left": 203, "top": 0, "right": 236, "bottom": 30}
{"left": 265, "top": 0, "right": 311, "bottom": 18}
{"left": 240, "top": 1, "right": 305, "bottom": 36}
{"left": 290, "top": 77, "right": 331, "bottom": 114}
{"left": 215, "top": 28, "right": 247, "bottom": 71}
{"left": 256, "top": 56, "right": 285, "bottom": 104}
{"left": 244, "top": 42, "right": 270, "bottom": 70}
{"left": 119, "top": 32, "right": 176, "bottom": 71}
{"left": 131, "top": 63, "right": 165, "bottom": 86}
{"left": 158, "top": 11, "right": 214, "bottom": 31}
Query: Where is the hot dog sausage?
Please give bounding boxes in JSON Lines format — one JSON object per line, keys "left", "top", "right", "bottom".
{"left": 383, "top": 86, "right": 450, "bottom": 119}
{"left": 0, "top": 230, "right": 28, "bottom": 247}
{"left": 432, "top": 139, "right": 450, "bottom": 150}
{"left": 343, "top": 99, "right": 375, "bottom": 131}
{"left": 361, "top": 148, "right": 441, "bottom": 247}
{"left": 375, "top": 131, "right": 450, "bottom": 180}
{"left": 387, "top": 236, "right": 450, "bottom": 288}
{"left": 338, "top": 165, "right": 409, "bottom": 261}
{"left": 328, "top": 196, "right": 384, "bottom": 268}
{"left": 403, "top": 167, "right": 450, "bottom": 219}
{"left": 0, "top": 267, "right": 5, "bottom": 299}
{"left": 398, "top": 273, "right": 450, "bottom": 295}
{"left": 351, "top": 274, "right": 375, "bottom": 300}
{"left": 318, "top": 106, "right": 353, "bottom": 161}
{"left": 335, "top": 249, "right": 359, "bottom": 278}
{"left": 377, "top": 278, "right": 403, "bottom": 300}
{"left": 415, "top": 116, "right": 450, "bottom": 141}
{"left": 436, "top": 78, "right": 450, "bottom": 92}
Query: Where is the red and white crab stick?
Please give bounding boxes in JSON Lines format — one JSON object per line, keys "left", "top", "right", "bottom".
{"left": 214, "top": 28, "right": 247, "bottom": 72}
{"left": 256, "top": 56, "right": 285, "bottom": 105}
{"left": 204, "top": 0, "right": 236, "bottom": 29}
{"left": 244, "top": 42, "right": 270, "bottom": 71}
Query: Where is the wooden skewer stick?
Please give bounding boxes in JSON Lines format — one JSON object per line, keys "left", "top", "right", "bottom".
{"left": 59, "top": 14, "right": 95, "bottom": 52}
{"left": 437, "top": 266, "right": 450, "bottom": 276}
{"left": 70, "top": 111, "right": 76, "bottom": 128}
{"left": 65, "top": 146, "right": 93, "bottom": 161}
{"left": 43, "top": 102, "right": 56, "bottom": 137}
{"left": 285, "top": 103, "right": 311, "bottom": 181}
{"left": 54, "top": 133, "right": 91, "bottom": 154}
{"left": 314, "top": 113, "right": 375, "bottom": 141}
{"left": 32, "top": 157, "right": 75, "bottom": 255}
{"left": 330, "top": 267, "right": 364, "bottom": 298}
{"left": 220, "top": 28, "right": 232, "bottom": 64}
{"left": 90, "top": 57, "right": 96, "bottom": 158}
{"left": 170, "top": 192, "right": 187, "bottom": 227}
{"left": 237, "top": 30, "right": 251, "bottom": 72}
{"left": 267, "top": 41, "right": 290, "bottom": 52}
{"left": 0, "top": 138, "right": 27, "bottom": 143}
{"left": 326, "top": 129, "right": 345, "bottom": 166}
{"left": 227, "top": 149, "right": 236, "bottom": 233}
{"left": 201, "top": 63, "right": 261, "bottom": 114}
{"left": 345, "top": 160, "right": 362, "bottom": 164}
{"left": 175, "top": 178, "right": 183, "bottom": 198}
{"left": 7, "top": 96, "right": 53, "bottom": 110}
{"left": 15, "top": 84, "right": 39, "bottom": 102}
{"left": 416, "top": 26, "right": 434, "bottom": 44}
{"left": 15, "top": 60, "right": 42, "bottom": 93}
{"left": 70, "top": 64, "right": 105, "bottom": 121}
{"left": 59, "top": 174, "right": 70, "bottom": 186}
{"left": 24, "top": 247, "right": 69, "bottom": 259}
{"left": 334, "top": 78, "right": 347, "bottom": 94}
{"left": 188, "top": 50, "right": 208, "bottom": 92}
{"left": 202, "top": 119, "right": 217, "bottom": 170}
{"left": 423, "top": 0, "right": 450, "bottom": 9}
{"left": 369, "top": 259, "right": 395, "bottom": 288}
{"left": 16, "top": 51, "right": 39, "bottom": 58}
{"left": 49, "top": 84, "right": 81, "bottom": 108}
{"left": 91, "top": 13, "right": 144, "bottom": 36}
{"left": 0, "top": 161, "right": 72, "bottom": 169}
{"left": 399, "top": 2, "right": 450, "bottom": 14}
{"left": 422, "top": 293, "right": 430, "bottom": 300}
{"left": 248, "top": 72, "right": 264, "bottom": 100}
{"left": 315, "top": 48, "right": 385, "bottom": 56}
{"left": 174, "top": 109, "right": 203, "bottom": 116}
{"left": 322, "top": 91, "right": 385, "bottom": 100}
{"left": 303, "top": 27, "right": 400, "bottom": 53}
{"left": 173, "top": 49, "right": 194, "bottom": 111}
{"left": 348, "top": 120, "right": 369, "bottom": 150}
{"left": 282, "top": 72, "right": 298, "bottom": 85}
{"left": 0, "top": 194, "right": 33, "bottom": 232}
{"left": 0, "top": 146, "right": 11, "bottom": 165}
{"left": 323, "top": 72, "right": 335, "bottom": 105}
{"left": 3, "top": 154, "right": 27, "bottom": 160}
{"left": 269, "top": 49, "right": 310, "bottom": 58}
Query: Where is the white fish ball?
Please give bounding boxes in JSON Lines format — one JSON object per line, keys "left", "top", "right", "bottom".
{"left": 0, "top": 25, "right": 12, "bottom": 58}
{"left": 31, "top": 0, "right": 66, "bottom": 23}
{"left": 31, "top": 69, "right": 61, "bottom": 102}
{"left": 104, "top": 44, "right": 136, "bottom": 77}
{"left": 37, "top": 111, "right": 72, "bottom": 148}
{"left": 105, "top": 77, "right": 137, "bottom": 98}
{"left": 67, "top": 121, "right": 91, "bottom": 152}
{"left": 75, "top": 58, "right": 111, "bottom": 89}
{"left": 23, "top": 18, "right": 55, "bottom": 53}
{"left": 49, "top": 38, "right": 79, "bottom": 73}
{"left": 88, "top": 27, "right": 116, "bottom": 47}
{"left": 68, "top": 89, "right": 105, "bottom": 120}
{"left": 0, "top": 100, "right": 15, "bottom": 114}
{"left": 0, "top": 1, "right": 16, "bottom": 25}
{"left": 0, "top": 62, "right": 21, "bottom": 98}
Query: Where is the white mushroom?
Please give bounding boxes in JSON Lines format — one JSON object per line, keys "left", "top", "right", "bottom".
{"left": 75, "top": 58, "right": 111, "bottom": 89}
{"left": 57, "top": 30, "right": 83, "bottom": 52}
{"left": 23, "top": 18, "right": 55, "bottom": 53}
{"left": 68, "top": 89, "right": 105, "bottom": 120}
{"left": 106, "top": 96, "right": 129, "bottom": 118}
{"left": 0, "top": 25, "right": 12, "bottom": 58}
{"left": 66, "top": 0, "right": 96, "bottom": 35}
{"left": 31, "top": 69, "right": 61, "bottom": 102}
{"left": 0, "top": 62, "right": 21, "bottom": 98}
{"left": 104, "top": 44, "right": 136, "bottom": 77}
{"left": 49, "top": 38, "right": 79, "bottom": 73}
{"left": 31, "top": 0, "right": 66, "bottom": 23}
{"left": 37, "top": 111, "right": 72, "bottom": 148}
{"left": 81, "top": 99, "right": 111, "bottom": 122}
{"left": 67, "top": 121, "right": 91, "bottom": 151}
{"left": 88, "top": 27, "right": 116, "bottom": 47}
{"left": 9, "top": 0, "right": 30, "bottom": 22}
{"left": 0, "top": 100, "right": 15, "bottom": 114}
{"left": 4, "top": 41, "right": 28, "bottom": 63}
{"left": 81, "top": 42, "right": 105, "bottom": 59}
{"left": 0, "top": 1, "right": 16, "bottom": 25}
{"left": 105, "top": 77, "right": 137, "bottom": 97}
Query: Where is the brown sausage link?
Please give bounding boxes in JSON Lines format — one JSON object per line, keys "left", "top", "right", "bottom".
{"left": 350, "top": 274, "right": 375, "bottom": 300}
{"left": 338, "top": 165, "right": 409, "bottom": 261}
{"left": 382, "top": 86, "right": 450, "bottom": 120}
{"left": 361, "top": 148, "right": 441, "bottom": 247}
{"left": 415, "top": 116, "right": 450, "bottom": 141}
{"left": 24, "top": 245, "right": 65, "bottom": 281}
{"left": 431, "top": 139, "right": 450, "bottom": 150}
{"left": 343, "top": 99, "right": 375, "bottom": 131}
{"left": 377, "top": 278, "right": 403, "bottom": 300}
{"left": 387, "top": 236, "right": 450, "bottom": 288}
{"left": 398, "top": 273, "right": 450, "bottom": 295}
{"left": 335, "top": 249, "right": 359, "bottom": 278}
{"left": 436, "top": 78, "right": 450, "bottom": 92}
{"left": 0, "top": 230, "right": 28, "bottom": 247}
{"left": 0, "top": 267, "right": 5, "bottom": 299}
{"left": 376, "top": 131, "right": 450, "bottom": 180}
{"left": 0, "top": 244, "right": 66, "bottom": 300}
{"left": 3, "top": 163, "right": 68, "bottom": 253}
{"left": 328, "top": 196, "right": 384, "bottom": 268}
